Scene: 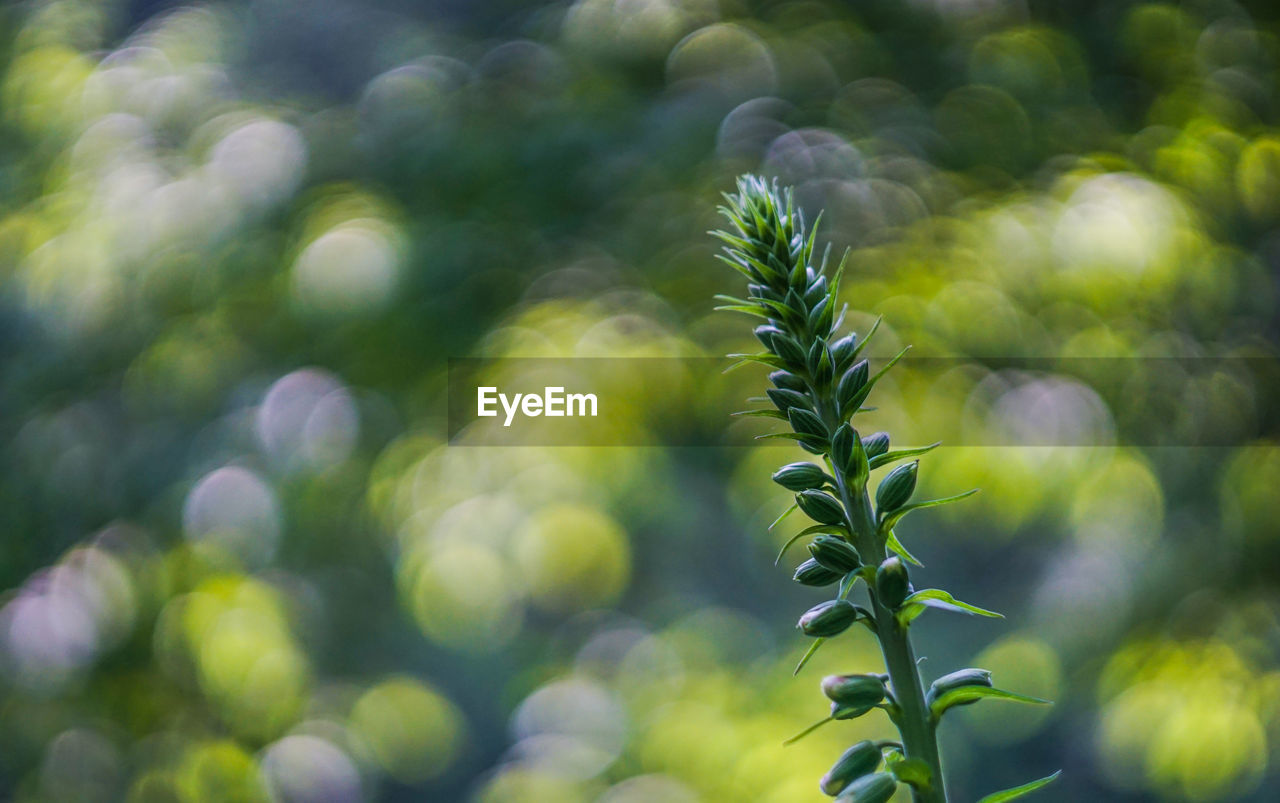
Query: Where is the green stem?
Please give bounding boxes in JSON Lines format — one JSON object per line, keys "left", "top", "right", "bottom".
{"left": 817, "top": 398, "right": 947, "bottom": 803}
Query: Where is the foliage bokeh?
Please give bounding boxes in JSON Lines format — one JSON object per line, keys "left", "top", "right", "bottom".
{"left": 1, "top": 0, "right": 1278, "bottom": 801}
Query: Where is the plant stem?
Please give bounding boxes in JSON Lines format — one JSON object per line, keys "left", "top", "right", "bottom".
{"left": 817, "top": 397, "right": 948, "bottom": 803}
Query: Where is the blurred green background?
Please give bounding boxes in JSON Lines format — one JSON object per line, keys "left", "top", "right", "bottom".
{"left": 1, "top": 0, "right": 1279, "bottom": 800}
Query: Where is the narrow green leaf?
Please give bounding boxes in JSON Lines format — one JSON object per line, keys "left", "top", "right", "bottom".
{"left": 712, "top": 259, "right": 758, "bottom": 285}
{"left": 769, "top": 503, "right": 798, "bottom": 531}
{"left": 885, "top": 529, "right": 924, "bottom": 567}
{"left": 975, "top": 771, "right": 1062, "bottom": 803}
{"left": 830, "top": 246, "right": 851, "bottom": 301}
{"left": 931, "top": 686, "right": 1051, "bottom": 720}
{"left": 774, "top": 524, "right": 849, "bottom": 565}
{"left": 723, "top": 353, "right": 785, "bottom": 373}
{"left": 709, "top": 230, "right": 751, "bottom": 250}
{"left": 849, "top": 314, "right": 882, "bottom": 361}
{"left": 782, "top": 714, "right": 833, "bottom": 745}
{"left": 897, "top": 588, "right": 1003, "bottom": 627}
{"left": 713, "top": 304, "right": 770, "bottom": 319}
{"left": 868, "top": 442, "right": 942, "bottom": 470}
{"left": 879, "top": 489, "right": 980, "bottom": 533}
{"left": 841, "top": 344, "right": 909, "bottom": 417}
{"left": 731, "top": 409, "right": 787, "bottom": 420}
{"left": 755, "top": 432, "right": 827, "bottom": 451}
{"left": 792, "top": 637, "right": 826, "bottom": 676}
{"left": 752, "top": 296, "right": 801, "bottom": 321}
{"left": 889, "top": 757, "right": 933, "bottom": 790}
{"left": 802, "top": 210, "right": 823, "bottom": 265}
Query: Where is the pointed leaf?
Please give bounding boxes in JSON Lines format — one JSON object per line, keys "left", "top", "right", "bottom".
{"left": 885, "top": 529, "right": 924, "bottom": 567}
{"left": 830, "top": 246, "right": 851, "bottom": 301}
{"left": 731, "top": 409, "right": 787, "bottom": 420}
{"left": 769, "top": 503, "right": 798, "bottom": 531}
{"left": 849, "top": 315, "right": 882, "bottom": 361}
{"left": 782, "top": 715, "right": 833, "bottom": 745}
{"left": 975, "top": 771, "right": 1062, "bottom": 803}
{"left": 774, "top": 524, "right": 849, "bottom": 565}
{"left": 792, "top": 637, "right": 826, "bottom": 676}
{"left": 931, "top": 686, "right": 1051, "bottom": 720}
{"left": 889, "top": 758, "right": 933, "bottom": 790}
{"left": 879, "top": 489, "right": 980, "bottom": 533}
{"left": 897, "top": 588, "right": 1003, "bottom": 627}
{"left": 714, "top": 304, "right": 770, "bottom": 319}
{"left": 869, "top": 442, "right": 942, "bottom": 470}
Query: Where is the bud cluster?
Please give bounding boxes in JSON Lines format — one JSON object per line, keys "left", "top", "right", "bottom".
{"left": 713, "top": 176, "right": 1057, "bottom": 803}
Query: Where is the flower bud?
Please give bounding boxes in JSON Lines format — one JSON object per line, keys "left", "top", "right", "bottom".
{"left": 819, "top": 741, "right": 882, "bottom": 797}
{"left": 875, "top": 557, "right": 911, "bottom": 609}
{"left": 806, "top": 297, "right": 830, "bottom": 331}
{"left": 798, "top": 599, "right": 859, "bottom": 637}
{"left": 808, "top": 535, "right": 860, "bottom": 573}
{"left": 796, "top": 490, "right": 847, "bottom": 526}
{"left": 875, "top": 461, "right": 918, "bottom": 513}
{"left": 788, "top": 407, "right": 828, "bottom": 439}
{"left": 831, "top": 424, "right": 854, "bottom": 474}
{"left": 754, "top": 324, "right": 783, "bottom": 350}
{"left": 793, "top": 558, "right": 842, "bottom": 587}
{"left": 772, "top": 462, "right": 829, "bottom": 491}
{"left": 809, "top": 342, "right": 834, "bottom": 387}
{"left": 862, "top": 432, "right": 890, "bottom": 459}
{"left": 804, "top": 276, "right": 828, "bottom": 307}
{"left": 831, "top": 334, "right": 858, "bottom": 372}
{"left": 821, "top": 674, "right": 886, "bottom": 708}
{"left": 925, "top": 668, "right": 993, "bottom": 707}
{"left": 836, "top": 360, "right": 869, "bottom": 409}
{"left": 769, "top": 370, "right": 807, "bottom": 393}
{"left": 767, "top": 388, "right": 810, "bottom": 413}
{"left": 784, "top": 288, "right": 808, "bottom": 321}
{"left": 770, "top": 332, "right": 807, "bottom": 369}
{"left": 834, "top": 772, "right": 897, "bottom": 803}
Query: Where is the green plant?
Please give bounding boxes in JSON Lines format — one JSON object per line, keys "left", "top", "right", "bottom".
{"left": 712, "top": 176, "right": 1060, "bottom": 803}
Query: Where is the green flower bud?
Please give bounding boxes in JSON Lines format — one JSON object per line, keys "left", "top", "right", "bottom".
{"left": 804, "top": 275, "right": 828, "bottom": 307}
{"left": 752, "top": 324, "right": 781, "bottom": 350}
{"left": 788, "top": 407, "right": 828, "bottom": 439}
{"left": 875, "top": 557, "right": 911, "bottom": 609}
{"left": 862, "top": 432, "right": 890, "bottom": 459}
{"left": 837, "top": 360, "right": 870, "bottom": 409}
{"left": 831, "top": 424, "right": 854, "bottom": 474}
{"left": 820, "top": 741, "right": 883, "bottom": 797}
{"left": 784, "top": 288, "right": 808, "bottom": 321}
{"left": 925, "top": 668, "right": 993, "bottom": 707}
{"left": 821, "top": 674, "right": 886, "bottom": 708}
{"left": 771, "top": 333, "right": 807, "bottom": 369}
{"left": 798, "top": 599, "right": 859, "bottom": 637}
{"left": 806, "top": 296, "right": 830, "bottom": 331}
{"left": 834, "top": 772, "right": 897, "bottom": 803}
{"left": 831, "top": 334, "right": 858, "bottom": 372}
{"left": 769, "top": 370, "right": 807, "bottom": 393}
{"left": 767, "top": 388, "right": 810, "bottom": 413}
{"left": 772, "top": 462, "right": 829, "bottom": 491}
{"left": 814, "top": 343, "right": 834, "bottom": 386}
{"left": 875, "top": 461, "right": 918, "bottom": 512}
{"left": 796, "top": 490, "right": 847, "bottom": 526}
{"left": 793, "top": 558, "right": 842, "bottom": 587}
{"left": 808, "top": 535, "right": 860, "bottom": 573}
